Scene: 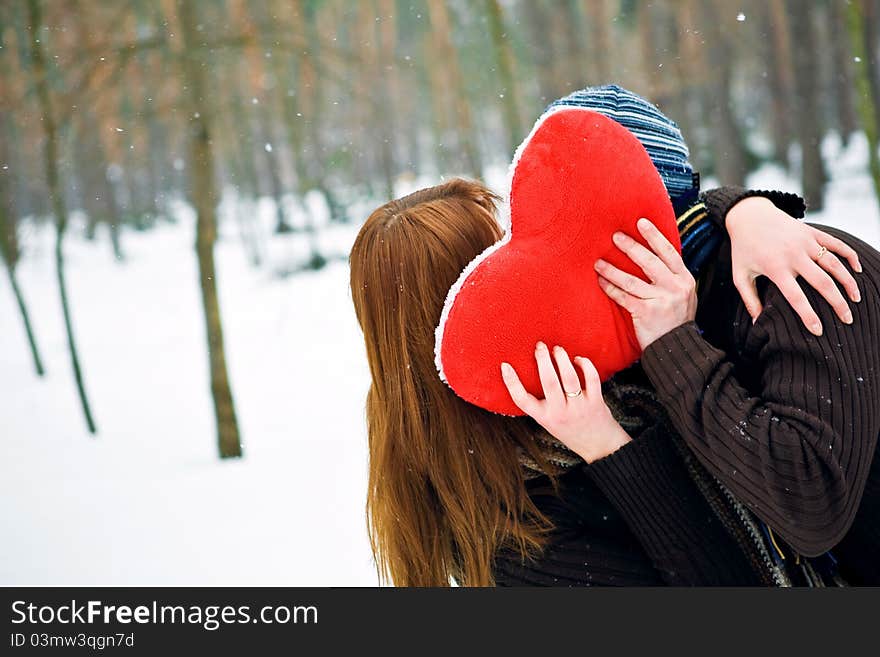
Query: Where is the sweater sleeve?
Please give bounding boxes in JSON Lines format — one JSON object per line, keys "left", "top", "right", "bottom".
{"left": 701, "top": 186, "right": 807, "bottom": 227}
{"left": 675, "top": 186, "right": 805, "bottom": 278}
{"left": 640, "top": 269, "right": 880, "bottom": 557}
{"left": 583, "top": 427, "right": 759, "bottom": 585}
{"left": 493, "top": 427, "right": 760, "bottom": 586}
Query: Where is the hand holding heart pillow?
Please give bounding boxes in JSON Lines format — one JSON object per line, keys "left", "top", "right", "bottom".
{"left": 434, "top": 107, "right": 681, "bottom": 415}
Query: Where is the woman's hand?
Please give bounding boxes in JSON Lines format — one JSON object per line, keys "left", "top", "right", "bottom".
{"left": 595, "top": 218, "right": 697, "bottom": 351}
{"left": 500, "top": 342, "right": 631, "bottom": 464}
{"left": 726, "top": 196, "right": 861, "bottom": 336}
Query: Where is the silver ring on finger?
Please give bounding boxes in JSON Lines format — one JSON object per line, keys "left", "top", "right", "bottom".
{"left": 815, "top": 245, "right": 828, "bottom": 261}
{"left": 565, "top": 389, "right": 583, "bottom": 398}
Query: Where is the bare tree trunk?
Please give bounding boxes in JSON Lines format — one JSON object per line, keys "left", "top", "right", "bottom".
{"left": 3, "top": 262, "right": 46, "bottom": 377}
{"left": 229, "top": 0, "right": 291, "bottom": 235}
{"left": 74, "top": 1, "right": 126, "bottom": 261}
{"left": 426, "top": 0, "right": 481, "bottom": 177}
{"left": 674, "top": 0, "right": 710, "bottom": 172}
{"left": 127, "top": 42, "right": 160, "bottom": 227}
{"left": 73, "top": 121, "right": 119, "bottom": 245}
{"left": 553, "top": 0, "right": 584, "bottom": 94}
{"left": 105, "top": 173, "right": 125, "bottom": 261}
{"left": 223, "top": 76, "right": 265, "bottom": 265}
{"left": 27, "top": 0, "right": 96, "bottom": 432}
{"left": 178, "top": 0, "right": 242, "bottom": 459}
{"left": 144, "top": 115, "right": 164, "bottom": 220}
{"left": 0, "top": 178, "right": 45, "bottom": 377}
{"left": 1, "top": 26, "right": 44, "bottom": 377}
{"left": 765, "top": 0, "right": 795, "bottom": 166}
{"left": 98, "top": 129, "right": 126, "bottom": 263}
{"left": 142, "top": 2, "right": 173, "bottom": 219}
{"left": 312, "top": 3, "right": 349, "bottom": 222}
{"left": 659, "top": 4, "right": 689, "bottom": 149}
{"left": 702, "top": 0, "right": 748, "bottom": 186}
{"left": 863, "top": 0, "right": 880, "bottom": 131}
{"left": 788, "top": 1, "right": 828, "bottom": 209}
{"left": 485, "top": 0, "right": 523, "bottom": 155}
{"left": 377, "top": 0, "right": 398, "bottom": 199}
{"left": 656, "top": 3, "right": 686, "bottom": 124}
{"left": 422, "top": 27, "right": 452, "bottom": 175}
{"left": 273, "top": 17, "right": 310, "bottom": 197}
{"left": 286, "top": 0, "right": 328, "bottom": 267}
{"left": 847, "top": 0, "right": 880, "bottom": 209}
{"left": 224, "top": 94, "right": 265, "bottom": 266}
{"left": 831, "top": 0, "right": 858, "bottom": 146}
{"left": 259, "top": 115, "right": 292, "bottom": 234}
{"left": 522, "top": 0, "right": 559, "bottom": 104}
{"left": 585, "top": 0, "right": 612, "bottom": 83}
{"left": 637, "top": 0, "right": 660, "bottom": 100}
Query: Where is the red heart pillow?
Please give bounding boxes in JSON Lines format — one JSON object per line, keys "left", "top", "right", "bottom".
{"left": 434, "top": 107, "right": 681, "bottom": 415}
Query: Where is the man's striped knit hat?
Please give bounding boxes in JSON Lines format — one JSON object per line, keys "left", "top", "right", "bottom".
{"left": 546, "top": 84, "right": 717, "bottom": 274}
{"left": 546, "top": 84, "right": 695, "bottom": 200}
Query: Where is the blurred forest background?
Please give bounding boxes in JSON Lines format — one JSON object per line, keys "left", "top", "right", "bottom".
{"left": 2, "top": 0, "right": 880, "bottom": 459}
{"left": 4, "top": 0, "right": 880, "bottom": 586}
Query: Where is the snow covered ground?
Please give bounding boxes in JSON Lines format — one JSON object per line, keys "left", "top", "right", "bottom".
{"left": 2, "top": 134, "right": 878, "bottom": 586}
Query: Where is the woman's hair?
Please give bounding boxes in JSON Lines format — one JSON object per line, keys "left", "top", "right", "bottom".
{"left": 349, "top": 178, "right": 557, "bottom": 586}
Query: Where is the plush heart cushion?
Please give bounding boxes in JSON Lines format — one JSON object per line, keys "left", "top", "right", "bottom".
{"left": 434, "top": 107, "right": 681, "bottom": 415}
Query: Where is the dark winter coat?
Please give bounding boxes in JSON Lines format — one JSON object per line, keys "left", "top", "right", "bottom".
{"left": 493, "top": 187, "right": 880, "bottom": 586}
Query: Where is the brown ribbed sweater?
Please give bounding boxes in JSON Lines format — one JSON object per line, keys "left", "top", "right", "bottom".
{"left": 494, "top": 403, "right": 763, "bottom": 586}
{"left": 493, "top": 188, "right": 879, "bottom": 586}
{"left": 641, "top": 223, "right": 880, "bottom": 585}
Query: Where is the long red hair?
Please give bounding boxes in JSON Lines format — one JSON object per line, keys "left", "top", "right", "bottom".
{"left": 349, "top": 178, "right": 557, "bottom": 586}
